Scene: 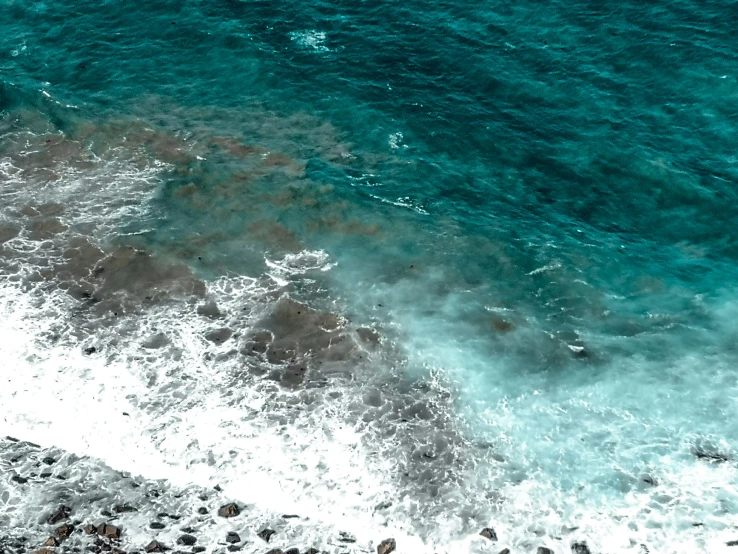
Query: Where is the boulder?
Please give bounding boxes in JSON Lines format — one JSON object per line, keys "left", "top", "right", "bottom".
{"left": 226, "top": 533, "right": 241, "bottom": 544}
{"left": 377, "top": 538, "right": 396, "bottom": 554}
{"left": 55, "top": 524, "right": 75, "bottom": 539}
{"left": 258, "top": 529, "right": 276, "bottom": 542}
{"left": 176, "top": 535, "right": 197, "bottom": 546}
{"left": 217, "top": 503, "right": 240, "bottom": 518}
{"left": 47, "top": 505, "right": 71, "bottom": 524}
{"left": 97, "top": 524, "right": 121, "bottom": 540}
{"left": 145, "top": 541, "right": 169, "bottom": 553}
{"left": 480, "top": 528, "right": 498, "bottom": 541}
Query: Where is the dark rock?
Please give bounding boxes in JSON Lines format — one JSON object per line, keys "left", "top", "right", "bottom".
{"left": 196, "top": 507, "right": 208, "bottom": 515}
{"left": 281, "top": 514, "right": 300, "bottom": 519}
{"left": 264, "top": 550, "right": 282, "bottom": 554}
{"left": 693, "top": 446, "right": 731, "bottom": 463}
{"left": 498, "top": 550, "right": 511, "bottom": 554}
{"left": 192, "top": 548, "right": 206, "bottom": 553}
{"left": 304, "top": 550, "right": 320, "bottom": 554}
{"left": 144, "top": 541, "right": 168, "bottom": 553}
{"left": 150, "top": 522, "right": 166, "bottom": 530}
{"left": 480, "top": 528, "right": 498, "bottom": 541}
{"left": 257, "top": 529, "right": 276, "bottom": 543}
{"left": 217, "top": 503, "right": 240, "bottom": 518}
{"left": 42, "top": 538, "right": 60, "bottom": 547}
{"left": 572, "top": 542, "right": 591, "bottom": 554}
{"left": 40, "top": 471, "right": 53, "bottom": 478}
{"left": 227, "top": 547, "right": 241, "bottom": 553}
{"left": 284, "top": 549, "right": 300, "bottom": 554}
{"left": 727, "top": 540, "right": 738, "bottom": 547}
{"left": 338, "top": 532, "right": 356, "bottom": 543}
{"left": 47, "top": 505, "right": 72, "bottom": 524}
{"left": 56, "top": 524, "right": 75, "bottom": 539}
{"left": 537, "top": 548, "right": 554, "bottom": 554}
{"left": 11, "top": 475, "right": 28, "bottom": 484}
{"left": 176, "top": 536, "right": 196, "bottom": 547}
{"left": 84, "top": 525, "right": 97, "bottom": 535}
{"left": 179, "top": 528, "right": 195, "bottom": 534}
{"left": 641, "top": 475, "right": 657, "bottom": 487}
{"left": 42, "top": 457, "right": 56, "bottom": 465}
{"left": 377, "top": 538, "right": 396, "bottom": 554}
{"left": 97, "top": 524, "right": 121, "bottom": 540}
{"left": 84, "top": 347, "right": 97, "bottom": 355}
{"left": 114, "top": 505, "right": 138, "bottom": 514}
{"left": 225, "top": 533, "right": 240, "bottom": 544}
{"left": 101, "top": 510, "right": 113, "bottom": 517}
{"left": 213, "top": 485, "right": 222, "bottom": 492}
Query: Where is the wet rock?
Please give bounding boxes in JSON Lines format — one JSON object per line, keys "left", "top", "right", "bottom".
{"left": 31, "top": 549, "right": 54, "bottom": 554}
{"left": 727, "top": 540, "right": 738, "bottom": 547}
{"left": 257, "top": 529, "right": 276, "bottom": 543}
{"left": 304, "top": 549, "right": 320, "bottom": 554}
{"left": 264, "top": 550, "right": 282, "bottom": 554}
{"left": 192, "top": 548, "right": 206, "bottom": 553}
{"left": 204, "top": 328, "right": 233, "bottom": 344}
{"left": 196, "top": 507, "right": 208, "bottom": 515}
{"left": 377, "top": 538, "right": 396, "bottom": 554}
{"left": 480, "top": 528, "right": 498, "bottom": 541}
{"left": 227, "top": 547, "right": 241, "bottom": 553}
{"left": 55, "top": 524, "right": 75, "bottom": 539}
{"left": 196, "top": 302, "right": 222, "bottom": 319}
{"left": 11, "top": 475, "right": 28, "bottom": 484}
{"left": 284, "top": 549, "right": 300, "bottom": 554}
{"left": 97, "top": 524, "right": 121, "bottom": 540}
{"left": 572, "top": 543, "right": 591, "bottom": 554}
{"left": 179, "top": 528, "right": 195, "bottom": 534}
{"left": 537, "top": 548, "right": 554, "bottom": 554}
{"left": 84, "top": 525, "right": 97, "bottom": 535}
{"left": 281, "top": 514, "right": 299, "bottom": 519}
{"left": 217, "top": 503, "right": 240, "bottom": 518}
{"left": 42, "top": 538, "right": 60, "bottom": 547}
{"left": 84, "top": 346, "right": 97, "bottom": 355}
{"left": 47, "top": 505, "right": 72, "bottom": 524}
{"left": 42, "top": 457, "right": 56, "bottom": 465}
{"left": 114, "top": 505, "right": 138, "bottom": 514}
{"left": 144, "top": 541, "right": 168, "bottom": 553}
{"left": 150, "top": 522, "right": 166, "bottom": 530}
{"left": 226, "top": 533, "right": 240, "bottom": 544}
{"left": 498, "top": 550, "right": 511, "bottom": 554}
{"left": 176, "top": 536, "right": 196, "bottom": 546}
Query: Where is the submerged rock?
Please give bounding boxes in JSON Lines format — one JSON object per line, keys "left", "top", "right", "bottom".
{"left": 480, "top": 528, "right": 498, "bottom": 541}
{"left": 257, "top": 529, "right": 276, "bottom": 542}
{"left": 377, "top": 538, "right": 396, "bottom": 554}
{"left": 217, "top": 503, "right": 241, "bottom": 518}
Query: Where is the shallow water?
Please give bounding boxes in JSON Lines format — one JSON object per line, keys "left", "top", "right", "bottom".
{"left": 1, "top": 0, "right": 738, "bottom": 552}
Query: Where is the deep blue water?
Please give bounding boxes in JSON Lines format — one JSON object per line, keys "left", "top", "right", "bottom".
{"left": 2, "top": 0, "right": 738, "bottom": 550}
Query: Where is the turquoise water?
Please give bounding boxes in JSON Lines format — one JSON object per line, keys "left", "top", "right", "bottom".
{"left": 2, "top": 0, "right": 738, "bottom": 551}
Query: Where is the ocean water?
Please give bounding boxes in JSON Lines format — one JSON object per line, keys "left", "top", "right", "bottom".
{"left": 1, "top": 0, "right": 738, "bottom": 552}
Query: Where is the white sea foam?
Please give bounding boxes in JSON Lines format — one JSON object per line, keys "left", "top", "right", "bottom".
{"left": 289, "top": 30, "right": 330, "bottom": 53}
